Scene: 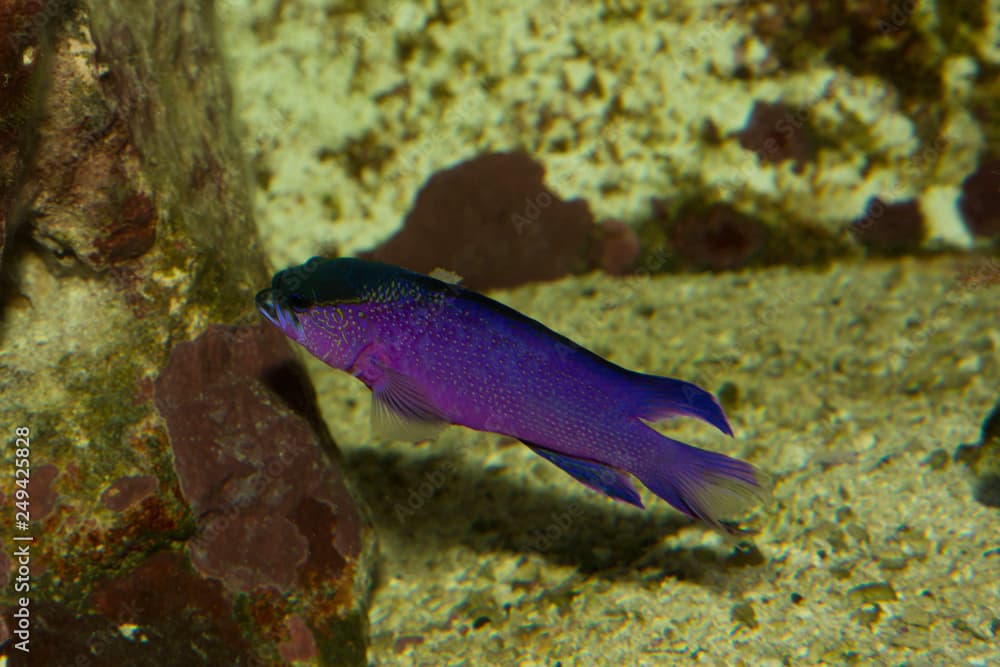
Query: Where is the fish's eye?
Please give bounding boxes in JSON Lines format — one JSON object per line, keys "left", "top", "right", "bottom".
{"left": 286, "top": 292, "right": 311, "bottom": 312}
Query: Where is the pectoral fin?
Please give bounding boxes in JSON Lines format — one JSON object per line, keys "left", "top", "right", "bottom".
{"left": 371, "top": 366, "right": 449, "bottom": 441}
{"left": 524, "top": 442, "right": 644, "bottom": 508}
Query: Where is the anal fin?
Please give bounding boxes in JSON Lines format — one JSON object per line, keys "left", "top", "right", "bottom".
{"left": 524, "top": 442, "right": 644, "bottom": 508}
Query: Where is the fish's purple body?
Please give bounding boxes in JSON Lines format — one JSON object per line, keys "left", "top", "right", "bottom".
{"left": 256, "top": 257, "right": 769, "bottom": 533}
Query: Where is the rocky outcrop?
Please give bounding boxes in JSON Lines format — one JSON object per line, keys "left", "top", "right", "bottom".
{"left": 0, "top": 1, "right": 373, "bottom": 664}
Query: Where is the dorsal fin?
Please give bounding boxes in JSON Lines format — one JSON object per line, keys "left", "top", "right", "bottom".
{"left": 429, "top": 268, "right": 463, "bottom": 284}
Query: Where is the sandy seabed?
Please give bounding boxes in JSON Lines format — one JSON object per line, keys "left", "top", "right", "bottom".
{"left": 299, "top": 257, "right": 999, "bottom": 667}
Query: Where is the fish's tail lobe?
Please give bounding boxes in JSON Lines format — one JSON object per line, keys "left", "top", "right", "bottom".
{"left": 634, "top": 433, "right": 771, "bottom": 534}
{"left": 624, "top": 372, "right": 733, "bottom": 436}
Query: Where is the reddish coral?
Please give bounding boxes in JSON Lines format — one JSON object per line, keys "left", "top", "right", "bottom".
{"left": 57, "top": 496, "right": 185, "bottom": 578}
{"left": 289, "top": 496, "right": 349, "bottom": 585}
{"left": 192, "top": 505, "right": 309, "bottom": 591}
{"left": 670, "top": 204, "right": 769, "bottom": 270}
{"left": 278, "top": 614, "right": 319, "bottom": 663}
{"left": 100, "top": 475, "right": 159, "bottom": 512}
{"left": 958, "top": 157, "right": 1000, "bottom": 239}
{"left": 360, "top": 151, "right": 595, "bottom": 290}
{"left": 736, "top": 101, "right": 816, "bottom": 171}
{"left": 2, "top": 551, "right": 262, "bottom": 664}
{"left": 153, "top": 323, "right": 367, "bottom": 596}
{"left": 95, "top": 190, "right": 158, "bottom": 263}
{"left": 27, "top": 463, "right": 59, "bottom": 521}
{"left": 595, "top": 218, "right": 641, "bottom": 276}
{"left": 850, "top": 197, "right": 925, "bottom": 253}
{"left": 394, "top": 634, "right": 426, "bottom": 653}
{"left": 91, "top": 551, "right": 259, "bottom": 663}
{"left": 19, "top": 13, "right": 162, "bottom": 274}
{"left": 247, "top": 589, "right": 293, "bottom": 639}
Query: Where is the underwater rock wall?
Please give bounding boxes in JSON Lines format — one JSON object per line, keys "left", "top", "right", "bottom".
{"left": 0, "top": 1, "right": 372, "bottom": 664}
{"left": 222, "top": 0, "right": 999, "bottom": 275}
{"left": 0, "top": 0, "right": 51, "bottom": 267}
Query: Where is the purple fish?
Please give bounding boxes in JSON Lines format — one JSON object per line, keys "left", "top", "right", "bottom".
{"left": 256, "top": 257, "right": 770, "bottom": 533}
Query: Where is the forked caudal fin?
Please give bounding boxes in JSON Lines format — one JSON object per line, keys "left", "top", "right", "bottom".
{"left": 624, "top": 372, "right": 733, "bottom": 436}
{"left": 632, "top": 430, "right": 771, "bottom": 534}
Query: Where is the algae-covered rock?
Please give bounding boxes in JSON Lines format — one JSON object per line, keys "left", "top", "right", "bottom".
{"left": 0, "top": 0, "right": 58, "bottom": 267}
{"left": 0, "top": 1, "right": 373, "bottom": 664}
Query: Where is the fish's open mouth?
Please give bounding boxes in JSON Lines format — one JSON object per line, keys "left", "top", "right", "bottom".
{"left": 255, "top": 289, "right": 279, "bottom": 326}
{"left": 256, "top": 288, "right": 304, "bottom": 338}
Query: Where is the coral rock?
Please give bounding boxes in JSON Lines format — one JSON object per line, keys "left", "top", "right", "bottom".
{"left": 0, "top": 1, "right": 372, "bottom": 664}
{"left": 736, "top": 101, "right": 816, "bottom": 171}
{"left": 5, "top": 552, "right": 261, "bottom": 664}
{"left": 361, "top": 151, "right": 595, "bottom": 290}
{"left": 851, "top": 197, "right": 926, "bottom": 254}
{"left": 280, "top": 614, "right": 320, "bottom": 664}
{"left": 958, "top": 157, "right": 1000, "bottom": 239}
{"left": 154, "top": 323, "right": 373, "bottom": 654}
{"left": 27, "top": 463, "right": 59, "bottom": 522}
{"left": 670, "top": 203, "right": 769, "bottom": 271}
{"left": 595, "top": 218, "right": 641, "bottom": 276}
{"left": 100, "top": 475, "right": 159, "bottom": 512}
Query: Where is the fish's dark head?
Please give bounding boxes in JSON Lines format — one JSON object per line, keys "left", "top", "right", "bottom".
{"left": 256, "top": 257, "right": 380, "bottom": 369}
{"left": 255, "top": 286, "right": 307, "bottom": 342}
